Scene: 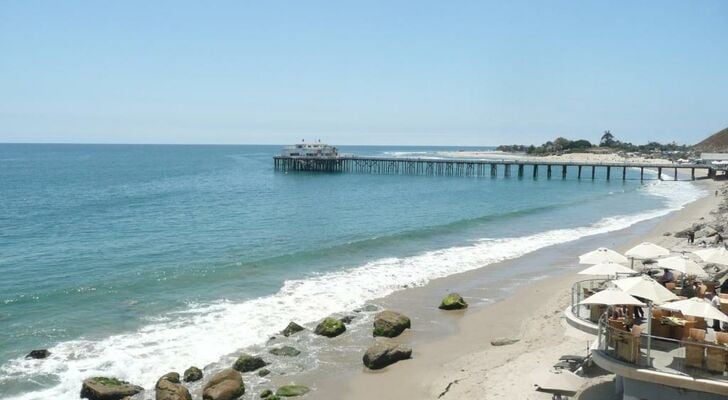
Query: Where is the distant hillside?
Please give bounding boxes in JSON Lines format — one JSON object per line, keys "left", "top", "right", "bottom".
{"left": 694, "top": 127, "right": 728, "bottom": 152}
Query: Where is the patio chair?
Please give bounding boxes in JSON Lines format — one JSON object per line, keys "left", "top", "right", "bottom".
{"left": 616, "top": 325, "right": 642, "bottom": 364}
{"left": 706, "top": 332, "right": 728, "bottom": 374}
{"left": 685, "top": 328, "right": 706, "bottom": 369}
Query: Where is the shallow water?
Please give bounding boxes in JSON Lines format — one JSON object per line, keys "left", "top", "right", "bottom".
{"left": 0, "top": 144, "right": 704, "bottom": 398}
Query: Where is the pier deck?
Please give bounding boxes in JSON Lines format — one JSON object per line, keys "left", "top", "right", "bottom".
{"left": 273, "top": 155, "right": 717, "bottom": 181}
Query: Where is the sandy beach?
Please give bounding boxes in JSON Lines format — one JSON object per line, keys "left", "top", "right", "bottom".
{"left": 308, "top": 180, "right": 723, "bottom": 400}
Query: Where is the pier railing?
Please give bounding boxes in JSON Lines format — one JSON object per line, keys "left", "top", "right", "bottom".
{"left": 273, "top": 155, "right": 714, "bottom": 181}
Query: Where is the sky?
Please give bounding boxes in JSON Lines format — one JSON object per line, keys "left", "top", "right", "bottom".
{"left": 0, "top": 1, "right": 726, "bottom": 146}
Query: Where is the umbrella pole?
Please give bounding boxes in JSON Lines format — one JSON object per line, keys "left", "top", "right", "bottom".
{"left": 646, "top": 302, "right": 652, "bottom": 367}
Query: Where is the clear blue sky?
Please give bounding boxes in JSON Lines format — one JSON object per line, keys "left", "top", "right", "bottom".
{"left": 1, "top": 1, "right": 726, "bottom": 146}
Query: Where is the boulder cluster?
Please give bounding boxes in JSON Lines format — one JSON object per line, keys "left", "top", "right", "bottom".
{"left": 76, "top": 293, "right": 470, "bottom": 399}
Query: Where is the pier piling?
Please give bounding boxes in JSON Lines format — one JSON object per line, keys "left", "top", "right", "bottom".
{"left": 273, "top": 155, "right": 710, "bottom": 182}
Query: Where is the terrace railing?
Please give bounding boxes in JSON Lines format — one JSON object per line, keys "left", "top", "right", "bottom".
{"left": 596, "top": 317, "right": 728, "bottom": 380}
{"left": 570, "top": 278, "right": 609, "bottom": 322}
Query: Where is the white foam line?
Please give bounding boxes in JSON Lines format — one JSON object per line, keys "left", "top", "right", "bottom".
{"left": 0, "top": 182, "right": 706, "bottom": 400}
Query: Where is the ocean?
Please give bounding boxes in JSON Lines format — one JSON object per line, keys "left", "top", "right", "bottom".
{"left": 0, "top": 144, "right": 704, "bottom": 399}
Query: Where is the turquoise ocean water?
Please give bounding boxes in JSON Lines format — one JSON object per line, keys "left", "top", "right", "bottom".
{"left": 0, "top": 144, "right": 704, "bottom": 399}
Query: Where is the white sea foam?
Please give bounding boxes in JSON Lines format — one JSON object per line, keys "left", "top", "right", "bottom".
{"left": 0, "top": 181, "right": 706, "bottom": 399}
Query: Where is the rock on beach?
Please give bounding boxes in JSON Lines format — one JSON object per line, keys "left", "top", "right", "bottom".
{"left": 233, "top": 354, "right": 268, "bottom": 372}
{"left": 155, "top": 372, "right": 192, "bottom": 400}
{"left": 202, "top": 369, "right": 245, "bottom": 400}
{"left": 183, "top": 366, "right": 203, "bottom": 382}
{"left": 373, "top": 310, "right": 411, "bottom": 338}
{"left": 439, "top": 293, "right": 468, "bottom": 310}
{"left": 362, "top": 341, "right": 412, "bottom": 370}
{"left": 314, "top": 317, "right": 346, "bottom": 337}
{"left": 80, "top": 377, "right": 143, "bottom": 400}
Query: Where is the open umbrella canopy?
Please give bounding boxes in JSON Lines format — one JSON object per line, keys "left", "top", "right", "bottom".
{"left": 657, "top": 256, "right": 709, "bottom": 278}
{"left": 578, "top": 262, "right": 637, "bottom": 276}
{"left": 613, "top": 275, "right": 678, "bottom": 305}
{"left": 578, "top": 288, "right": 645, "bottom": 306}
{"left": 531, "top": 369, "right": 583, "bottom": 395}
{"left": 659, "top": 297, "right": 728, "bottom": 323}
{"left": 579, "top": 248, "right": 629, "bottom": 265}
{"left": 625, "top": 242, "right": 670, "bottom": 260}
{"left": 694, "top": 247, "right": 728, "bottom": 265}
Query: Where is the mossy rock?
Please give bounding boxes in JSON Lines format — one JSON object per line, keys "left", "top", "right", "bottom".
{"left": 269, "top": 346, "right": 301, "bottom": 357}
{"left": 314, "top": 317, "right": 346, "bottom": 338}
{"left": 276, "top": 385, "right": 310, "bottom": 397}
{"left": 257, "top": 368, "right": 271, "bottom": 377}
{"left": 183, "top": 366, "right": 203, "bottom": 382}
{"left": 80, "top": 376, "right": 143, "bottom": 400}
{"left": 260, "top": 389, "right": 273, "bottom": 398}
{"left": 281, "top": 322, "right": 305, "bottom": 337}
{"left": 439, "top": 293, "right": 468, "bottom": 310}
{"left": 233, "top": 354, "right": 268, "bottom": 372}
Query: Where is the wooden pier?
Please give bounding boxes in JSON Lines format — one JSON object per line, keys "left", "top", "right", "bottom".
{"left": 273, "top": 155, "right": 716, "bottom": 181}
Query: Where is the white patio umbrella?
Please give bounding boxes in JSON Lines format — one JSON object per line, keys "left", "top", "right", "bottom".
{"left": 657, "top": 255, "right": 709, "bottom": 278}
{"left": 578, "top": 262, "right": 637, "bottom": 277}
{"left": 613, "top": 275, "right": 678, "bottom": 305}
{"left": 613, "top": 275, "right": 678, "bottom": 367}
{"left": 578, "top": 288, "right": 645, "bottom": 306}
{"left": 579, "top": 247, "right": 629, "bottom": 265}
{"left": 625, "top": 242, "right": 670, "bottom": 260}
{"left": 659, "top": 297, "right": 728, "bottom": 323}
{"left": 694, "top": 247, "right": 728, "bottom": 265}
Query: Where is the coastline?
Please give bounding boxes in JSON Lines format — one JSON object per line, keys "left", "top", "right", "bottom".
{"left": 3, "top": 157, "right": 717, "bottom": 400}
{"left": 310, "top": 179, "right": 721, "bottom": 399}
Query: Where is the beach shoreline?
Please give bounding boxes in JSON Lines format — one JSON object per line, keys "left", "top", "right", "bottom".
{"left": 308, "top": 179, "right": 722, "bottom": 400}
{"left": 2, "top": 150, "right": 718, "bottom": 400}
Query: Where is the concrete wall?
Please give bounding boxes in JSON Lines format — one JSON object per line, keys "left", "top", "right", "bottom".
{"left": 617, "top": 376, "right": 726, "bottom": 400}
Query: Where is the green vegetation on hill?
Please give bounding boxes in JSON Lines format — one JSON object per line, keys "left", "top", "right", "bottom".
{"left": 693, "top": 127, "right": 728, "bottom": 152}
{"left": 497, "top": 130, "right": 689, "bottom": 156}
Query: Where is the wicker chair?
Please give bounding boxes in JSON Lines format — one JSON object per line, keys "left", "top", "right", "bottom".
{"left": 614, "top": 326, "right": 641, "bottom": 364}
{"left": 706, "top": 332, "right": 728, "bottom": 374}
{"left": 685, "top": 328, "right": 706, "bottom": 369}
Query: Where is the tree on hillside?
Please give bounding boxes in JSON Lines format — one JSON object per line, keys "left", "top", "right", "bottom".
{"left": 553, "top": 137, "right": 571, "bottom": 151}
{"left": 600, "top": 130, "right": 615, "bottom": 147}
{"left": 569, "top": 139, "right": 592, "bottom": 150}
